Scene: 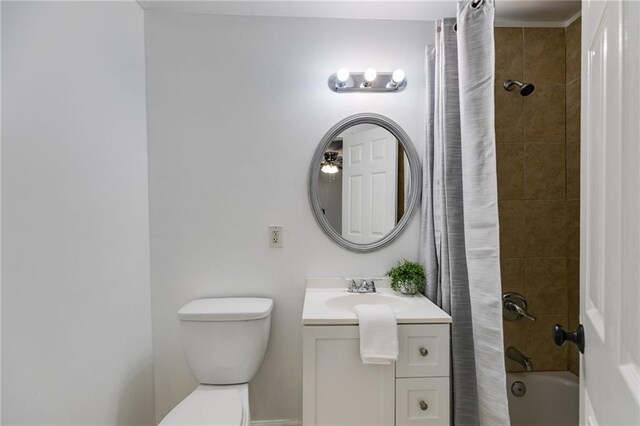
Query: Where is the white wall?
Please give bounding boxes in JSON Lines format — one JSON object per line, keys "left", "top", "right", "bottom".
{"left": 2, "top": 2, "right": 154, "bottom": 424}
{"left": 145, "top": 12, "right": 432, "bottom": 422}
{"left": 0, "top": 1, "right": 3, "bottom": 420}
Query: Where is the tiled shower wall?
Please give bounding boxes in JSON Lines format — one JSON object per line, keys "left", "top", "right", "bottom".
{"left": 495, "top": 19, "right": 581, "bottom": 374}
{"left": 565, "top": 17, "right": 581, "bottom": 376}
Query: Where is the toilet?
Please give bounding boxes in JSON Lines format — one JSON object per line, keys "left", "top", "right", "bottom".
{"left": 160, "top": 297, "right": 273, "bottom": 425}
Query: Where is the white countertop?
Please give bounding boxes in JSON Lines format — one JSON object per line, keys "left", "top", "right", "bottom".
{"left": 302, "top": 278, "right": 452, "bottom": 325}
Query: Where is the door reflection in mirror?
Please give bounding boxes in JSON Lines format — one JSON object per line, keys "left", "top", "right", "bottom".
{"left": 318, "top": 123, "right": 410, "bottom": 244}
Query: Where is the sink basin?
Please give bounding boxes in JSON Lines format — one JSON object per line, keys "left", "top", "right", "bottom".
{"left": 324, "top": 293, "right": 414, "bottom": 313}
{"left": 302, "top": 278, "right": 452, "bottom": 325}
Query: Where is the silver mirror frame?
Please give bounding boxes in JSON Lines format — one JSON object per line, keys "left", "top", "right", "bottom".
{"left": 308, "top": 113, "right": 422, "bottom": 252}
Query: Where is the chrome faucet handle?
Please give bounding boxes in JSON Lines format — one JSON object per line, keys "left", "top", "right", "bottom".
{"left": 505, "top": 300, "right": 536, "bottom": 321}
{"left": 360, "top": 279, "right": 376, "bottom": 293}
{"left": 503, "top": 292, "right": 536, "bottom": 321}
{"left": 347, "top": 279, "right": 376, "bottom": 293}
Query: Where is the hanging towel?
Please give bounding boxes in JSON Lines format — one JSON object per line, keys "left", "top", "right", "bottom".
{"left": 353, "top": 304, "right": 399, "bottom": 365}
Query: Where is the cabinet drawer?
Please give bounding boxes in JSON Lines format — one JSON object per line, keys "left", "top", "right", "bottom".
{"left": 395, "top": 377, "right": 450, "bottom": 426}
{"left": 397, "top": 324, "right": 449, "bottom": 378}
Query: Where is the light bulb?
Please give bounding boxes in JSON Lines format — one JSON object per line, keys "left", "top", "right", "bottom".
{"left": 336, "top": 68, "right": 350, "bottom": 82}
{"left": 392, "top": 69, "right": 405, "bottom": 84}
{"left": 321, "top": 164, "right": 339, "bottom": 174}
{"left": 364, "top": 68, "right": 377, "bottom": 83}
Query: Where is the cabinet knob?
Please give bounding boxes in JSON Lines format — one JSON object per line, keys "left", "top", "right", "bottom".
{"left": 419, "top": 400, "right": 429, "bottom": 411}
{"left": 419, "top": 346, "right": 428, "bottom": 357}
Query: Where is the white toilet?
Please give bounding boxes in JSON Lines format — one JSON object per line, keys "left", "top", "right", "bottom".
{"left": 160, "top": 297, "right": 273, "bottom": 425}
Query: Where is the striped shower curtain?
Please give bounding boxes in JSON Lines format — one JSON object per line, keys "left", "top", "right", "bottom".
{"left": 419, "top": 1, "right": 510, "bottom": 424}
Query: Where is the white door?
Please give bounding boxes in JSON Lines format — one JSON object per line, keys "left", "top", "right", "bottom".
{"left": 581, "top": 1, "right": 640, "bottom": 424}
{"left": 341, "top": 127, "right": 397, "bottom": 244}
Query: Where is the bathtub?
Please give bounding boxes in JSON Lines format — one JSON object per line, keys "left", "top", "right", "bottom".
{"left": 507, "top": 371, "right": 579, "bottom": 426}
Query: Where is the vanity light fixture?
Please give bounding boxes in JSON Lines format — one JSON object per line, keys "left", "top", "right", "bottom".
{"left": 328, "top": 68, "right": 407, "bottom": 93}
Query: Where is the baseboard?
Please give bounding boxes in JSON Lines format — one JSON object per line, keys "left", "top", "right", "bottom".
{"left": 251, "top": 420, "right": 302, "bottom": 426}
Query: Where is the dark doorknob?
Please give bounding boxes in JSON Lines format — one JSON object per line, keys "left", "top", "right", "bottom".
{"left": 552, "top": 324, "right": 585, "bottom": 354}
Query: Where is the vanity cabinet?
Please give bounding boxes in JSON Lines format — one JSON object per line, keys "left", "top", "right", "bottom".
{"left": 303, "top": 323, "right": 450, "bottom": 426}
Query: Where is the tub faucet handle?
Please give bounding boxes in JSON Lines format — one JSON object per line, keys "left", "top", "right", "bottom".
{"left": 503, "top": 292, "right": 536, "bottom": 321}
{"left": 505, "top": 300, "right": 536, "bottom": 321}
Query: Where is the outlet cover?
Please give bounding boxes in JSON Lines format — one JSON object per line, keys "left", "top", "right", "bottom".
{"left": 269, "top": 225, "right": 283, "bottom": 248}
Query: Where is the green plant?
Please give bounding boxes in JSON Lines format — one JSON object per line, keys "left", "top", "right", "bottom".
{"left": 387, "top": 260, "right": 426, "bottom": 294}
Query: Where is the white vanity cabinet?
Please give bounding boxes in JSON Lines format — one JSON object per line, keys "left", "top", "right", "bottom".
{"left": 302, "top": 279, "right": 452, "bottom": 426}
{"left": 303, "top": 323, "right": 451, "bottom": 426}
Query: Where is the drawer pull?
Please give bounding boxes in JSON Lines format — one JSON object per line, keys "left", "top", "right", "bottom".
{"left": 419, "top": 400, "right": 429, "bottom": 411}
{"left": 419, "top": 346, "right": 429, "bottom": 357}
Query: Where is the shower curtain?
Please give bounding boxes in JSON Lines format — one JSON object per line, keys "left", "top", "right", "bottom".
{"left": 419, "top": 1, "right": 510, "bottom": 424}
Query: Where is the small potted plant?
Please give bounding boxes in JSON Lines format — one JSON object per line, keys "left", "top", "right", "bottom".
{"left": 387, "top": 259, "right": 426, "bottom": 295}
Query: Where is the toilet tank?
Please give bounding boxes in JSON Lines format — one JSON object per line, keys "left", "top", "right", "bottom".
{"left": 178, "top": 297, "right": 273, "bottom": 385}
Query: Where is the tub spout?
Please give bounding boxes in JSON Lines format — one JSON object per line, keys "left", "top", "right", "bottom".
{"left": 506, "top": 346, "right": 533, "bottom": 372}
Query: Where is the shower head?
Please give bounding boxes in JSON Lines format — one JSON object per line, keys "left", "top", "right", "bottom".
{"left": 503, "top": 80, "right": 535, "bottom": 96}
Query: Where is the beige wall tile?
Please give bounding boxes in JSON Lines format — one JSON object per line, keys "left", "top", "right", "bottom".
{"left": 566, "top": 141, "right": 580, "bottom": 200}
{"left": 567, "top": 200, "right": 580, "bottom": 259}
{"left": 497, "top": 143, "right": 524, "bottom": 200}
{"left": 524, "top": 85, "right": 566, "bottom": 142}
{"left": 568, "top": 345, "right": 579, "bottom": 375}
{"left": 567, "top": 258, "right": 580, "bottom": 324}
{"left": 496, "top": 85, "right": 524, "bottom": 143}
{"left": 500, "top": 201, "right": 525, "bottom": 257}
{"left": 565, "top": 18, "right": 581, "bottom": 84}
{"left": 567, "top": 257, "right": 580, "bottom": 375}
{"left": 566, "top": 79, "right": 581, "bottom": 142}
{"left": 525, "top": 257, "right": 568, "bottom": 315}
{"left": 566, "top": 19, "right": 581, "bottom": 377}
{"left": 504, "top": 320, "right": 529, "bottom": 372}
{"left": 497, "top": 22, "right": 582, "bottom": 375}
{"left": 524, "top": 28, "right": 566, "bottom": 85}
{"left": 525, "top": 200, "right": 567, "bottom": 257}
{"left": 524, "top": 143, "right": 566, "bottom": 199}
{"left": 501, "top": 258, "right": 525, "bottom": 294}
{"left": 527, "top": 313, "right": 569, "bottom": 370}
{"left": 495, "top": 27, "right": 524, "bottom": 84}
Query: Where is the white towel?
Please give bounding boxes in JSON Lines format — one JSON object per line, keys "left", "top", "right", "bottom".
{"left": 353, "top": 304, "right": 399, "bottom": 365}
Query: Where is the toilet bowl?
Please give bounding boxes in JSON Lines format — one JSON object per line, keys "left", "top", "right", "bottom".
{"left": 160, "top": 384, "right": 249, "bottom": 426}
{"left": 159, "top": 297, "right": 273, "bottom": 425}
{"left": 160, "top": 383, "right": 251, "bottom": 426}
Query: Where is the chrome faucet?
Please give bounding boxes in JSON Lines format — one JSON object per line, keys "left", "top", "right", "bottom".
{"left": 503, "top": 293, "right": 536, "bottom": 321}
{"left": 506, "top": 346, "right": 533, "bottom": 372}
{"left": 348, "top": 279, "right": 377, "bottom": 293}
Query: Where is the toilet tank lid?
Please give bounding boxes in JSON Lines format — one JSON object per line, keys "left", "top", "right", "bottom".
{"left": 178, "top": 297, "right": 273, "bottom": 321}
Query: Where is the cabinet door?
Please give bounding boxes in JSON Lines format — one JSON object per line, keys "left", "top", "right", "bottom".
{"left": 396, "top": 377, "right": 450, "bottom": 426}
{"left": 303, "top": 326, "right": 395, "bottom": 426}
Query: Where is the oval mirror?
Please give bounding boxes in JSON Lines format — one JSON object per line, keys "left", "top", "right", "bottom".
{"left": 308, "top": 113, "right": 422, "bottom": 252}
